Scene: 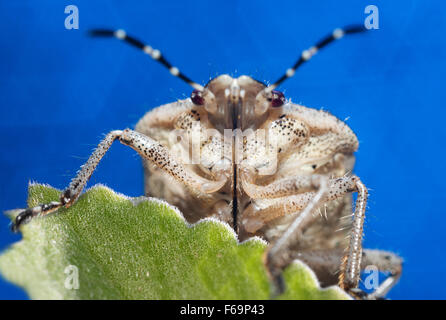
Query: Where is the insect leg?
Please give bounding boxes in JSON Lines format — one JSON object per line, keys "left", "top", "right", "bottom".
{"left": 12, "top": 129, "right": 226, "bottom": 232}
{"left": 242, "top": 173, "right": 322, "bottom": 199}
{"left": 245, "top": 175, "right": 365, "bottom": 296}
{"left": 264, "top": 176, "right": 329, "bottom": 296}
{"left": 339, "top": 178, "right": 368, "bottom": 292}
{"left": 11, "top": 130, "right": 122, "bottom": 232}
{"left": 241, "top": 175, "right": 359, "bottom": 233}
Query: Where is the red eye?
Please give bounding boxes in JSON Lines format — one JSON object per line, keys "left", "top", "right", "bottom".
{"left": 271, "top": 90, "right": 285, "bottom": 108}
{"left": 191, "top": 89, "right": 204, "bottom": 105}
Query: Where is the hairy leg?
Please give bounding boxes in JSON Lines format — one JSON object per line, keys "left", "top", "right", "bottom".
{"left": 242, "top": 175, "right": 367, "bottom": 296}
{"left": 241, "top": 175, "right": 360, "bottom": 233}
{"left": 12, "top": 129, "right": 226, "bottom": 231}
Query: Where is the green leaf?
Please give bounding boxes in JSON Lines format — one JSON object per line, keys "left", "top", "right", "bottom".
{"left": 0, "top": 184, "right": 350, "bottom": 300}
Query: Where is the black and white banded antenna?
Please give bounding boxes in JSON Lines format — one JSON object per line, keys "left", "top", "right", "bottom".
{"left": 89, "top": 29, "right": 204, "bottom": 91}
{"left": 267, "top": 25, "right": 367, "bottom": 91}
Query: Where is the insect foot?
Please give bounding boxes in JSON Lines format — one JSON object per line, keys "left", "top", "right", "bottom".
{"left": 263, "top": 246, "right": 294, "bottom": 298}
{"left": 11, "top": 201, "right": 65, "bottom": 232}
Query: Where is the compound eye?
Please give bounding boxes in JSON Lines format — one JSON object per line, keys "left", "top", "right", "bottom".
{"left": 271, "top": 90, "right": 285, "bottom": 108}
{"left": 191, "top": 89, "right": 204, "bottom": 105}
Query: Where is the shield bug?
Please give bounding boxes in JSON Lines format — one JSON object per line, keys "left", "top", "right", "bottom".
{"left": 11, "top": 25, "right": 402, "bottom": 299}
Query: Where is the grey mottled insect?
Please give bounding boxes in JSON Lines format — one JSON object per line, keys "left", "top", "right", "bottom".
{"left": 11, "top": 25, "right": 402, "bottom": 299}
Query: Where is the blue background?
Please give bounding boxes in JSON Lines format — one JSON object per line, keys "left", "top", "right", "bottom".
{"left": 0, "top": 0, "right": 444, "bottom": 300}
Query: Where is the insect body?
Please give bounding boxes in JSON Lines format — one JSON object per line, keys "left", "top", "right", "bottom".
{"left": 12, "top": 25, "right": 402, "bottom": 299}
